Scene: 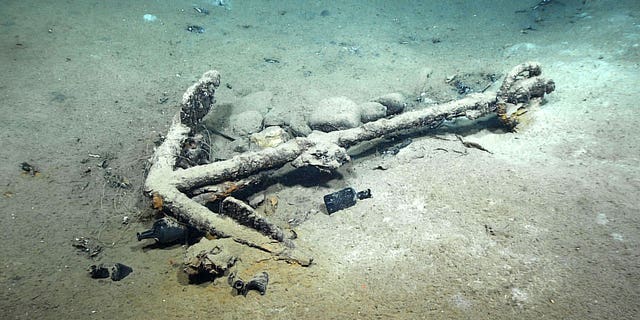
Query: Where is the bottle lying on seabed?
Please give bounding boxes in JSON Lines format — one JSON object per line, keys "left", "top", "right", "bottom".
{"left": 323, "top": 187, "right": 372, "bottom": 214}
{"left": 137, "top": 217, "right": 191, "bottom": 244}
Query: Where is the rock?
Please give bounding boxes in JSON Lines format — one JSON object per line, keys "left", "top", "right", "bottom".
{"left": 359, "top": 101, "right": 387, "bottom": 123}
{"left": 263, "top": 108, "right": 312, "bottom": 137}
{"left": 230, "top": 139, "right": 249, "bottom": 153}
{"left": 308, "top": 96, "right": 361, "bottom": 132}
{"left": 110, "top": 263, "right": 133, "bottom": 281}
{"left": 288, "top": 118, "right": 312, "bottom": 137}
{"left": 262, "top": 111, "right": 286, "bottom": 127}
{"left": 375, "top": 92, "right": 407, "bottom": 115}
{"left": 228, "top": 110, "right": 263, "bottom": 136}
{"left": 89, "top": 264, "right": 110, "bottom": 279}
{"left": 236, "top": 91, "right": 273, "bottom": 114}
{"left": 248, "top": 192, "right": 265, "bottom": 208}
{"left": 250, "top": 126, "right": 289, "bottom": 148}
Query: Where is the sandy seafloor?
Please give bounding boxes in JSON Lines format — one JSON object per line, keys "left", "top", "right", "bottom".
{"left": 1, "top": 0, "right": 639, "bottom": 319}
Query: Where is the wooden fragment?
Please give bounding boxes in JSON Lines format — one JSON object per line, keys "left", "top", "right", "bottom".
{"left": 221, "top": 197, "right": 287, "bottom": 243}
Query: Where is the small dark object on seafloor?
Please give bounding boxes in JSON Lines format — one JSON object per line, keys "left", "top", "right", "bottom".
{"left": 242, "top": 272, "right": 269, "bottom": 296}
{"left": 193, "top": 7, "right": 209, "bottom": 15}
{"left": 89, "top": 263, "right": 133, "bottom": 281}
{"left": 228, "top": 271, "right": 245, "bottom": 293}
{"left": 323, "top": 187, "right": 372, "bottom": 214}
{"left": 356, "top": 189, "right": 372, "bottom": 200}
{"left": 137, "top": 217, "right": 190, "bottom": 245}
{"left": 110, "top": 263, "right": 133, "bottom": 281}
{"left": 228, "top": 271, "right": 269, "bottom": 296}
{"left": 20, "top": 162, "right": 39, "bottom": 176}
{"left": 89, "top": 264, "right": 110, "bottom": 279}
{"left": 263, "top": 58, "right": 280, "bottom": 63}
{"left": 186, "top": 25, "right": 205, "bottom": 33}
{"left": 232, "top": 279, "right": 245, "bottom": 291}
{"left": 453, "top": 80, "right": 473, "bottom": 95}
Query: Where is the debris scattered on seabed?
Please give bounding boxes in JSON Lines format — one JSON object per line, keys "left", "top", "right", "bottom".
{"left": 229, "top": 271, "right": 269, "bottom": 296}
{"left": 186, "top": 25, "right": 205, "bottom": 33}
{"left": 20, "top": 162, "right": 39, "bottom": 176}
{"left": 193, "top": 7, "right": 209, "bottom": 15}
{"left": 89, "top": 263, "right": 133, "bottom": 281}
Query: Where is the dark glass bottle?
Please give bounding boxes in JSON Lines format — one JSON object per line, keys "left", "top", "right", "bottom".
{"left": 323, "top": 187, "right": 372, "bottom": 214}
{"left": 137, "top": 217, "right": 189, "bottom": 244}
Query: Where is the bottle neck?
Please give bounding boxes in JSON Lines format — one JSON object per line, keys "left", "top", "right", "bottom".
{"left": 137, "top": 229, "right": 156, "bottom": 241}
